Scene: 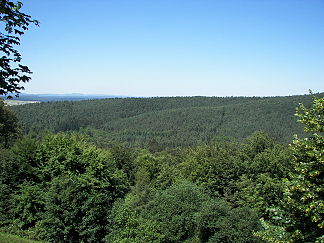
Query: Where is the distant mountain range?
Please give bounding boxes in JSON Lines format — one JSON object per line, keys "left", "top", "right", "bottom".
{"left": 1, "top": 93, "right": 125, "bottom": 102}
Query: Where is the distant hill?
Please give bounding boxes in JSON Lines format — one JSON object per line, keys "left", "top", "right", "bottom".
{"left": 12, "top": 93, "right": 323, "bottom": 148}
{"left": 0, "top": 93, "right": 125, "bottom": 102}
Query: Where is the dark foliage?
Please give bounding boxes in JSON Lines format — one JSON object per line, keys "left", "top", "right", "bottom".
{"left": 0, "top": 100, "right": 19, "bottom": 147}
{"left": 0, "top": 0, "right": 39, "bottom": 97}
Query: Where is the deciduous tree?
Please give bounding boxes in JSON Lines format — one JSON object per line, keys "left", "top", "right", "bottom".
{"left": 0, "top": 0, "right": 39, "bottom": 97}
{"left": 285, "top": 95, "right": 324, "bottom": 242}
{"left": 256, "top": 95, "right": 324, "bottom": 242}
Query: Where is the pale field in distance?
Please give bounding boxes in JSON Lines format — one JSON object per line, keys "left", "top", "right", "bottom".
{"left": 3, "top": 100, "right": 41, "bottom": 106}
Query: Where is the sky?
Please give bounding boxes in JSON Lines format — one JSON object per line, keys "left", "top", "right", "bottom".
{"left": 16, "top": 0, "right": 324, "bottom": 97}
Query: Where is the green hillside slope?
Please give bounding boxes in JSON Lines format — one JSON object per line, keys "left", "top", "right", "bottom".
{"left": 12, "top": 94, "right": 321, "bottom": 148}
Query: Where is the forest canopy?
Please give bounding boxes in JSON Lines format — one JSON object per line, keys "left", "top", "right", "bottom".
{"left": 0, "top": 94, "right": 323, "bottom": 242}
{"left": 1, "top": 0, "right": 322, "bottom": 241}
{"left": 12, "top": 93, "right": 323, "bottom": 150}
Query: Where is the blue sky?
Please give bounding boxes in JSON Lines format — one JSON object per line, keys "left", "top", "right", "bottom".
{"left": 19, "top": 0, "right": 324, "bottom": 96}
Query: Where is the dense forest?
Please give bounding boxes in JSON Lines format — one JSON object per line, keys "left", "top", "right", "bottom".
{"left": 1, "top": 0, "right": 323, "bottom": 241}
{"left": 12, "top": 94, "right": 322, "bottom": 149}
{"left": 0, "top": 94, "right": 323, "bottom": 242}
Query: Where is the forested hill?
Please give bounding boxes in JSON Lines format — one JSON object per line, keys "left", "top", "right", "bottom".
{"left": 12, "top": 93, "right": 322, "bottom": 148}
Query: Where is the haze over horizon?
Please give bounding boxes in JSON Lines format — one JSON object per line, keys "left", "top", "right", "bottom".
{"left": 18, "top": 91, "right": 321, "bottom": 98}
{"left": 19, "top": 0, "right": 324, "bottom": 97}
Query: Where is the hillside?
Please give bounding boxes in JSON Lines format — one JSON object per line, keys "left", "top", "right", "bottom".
{"left": 12, "top": 94, "right": 322, "bottom": 148}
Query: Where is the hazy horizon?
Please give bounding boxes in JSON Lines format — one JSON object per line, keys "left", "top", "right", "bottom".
{"left": 17, "top": 0, "right": 324, "bottom": 96}
{"left": 14, "top": 91, "right": 322, "bottom": 98}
